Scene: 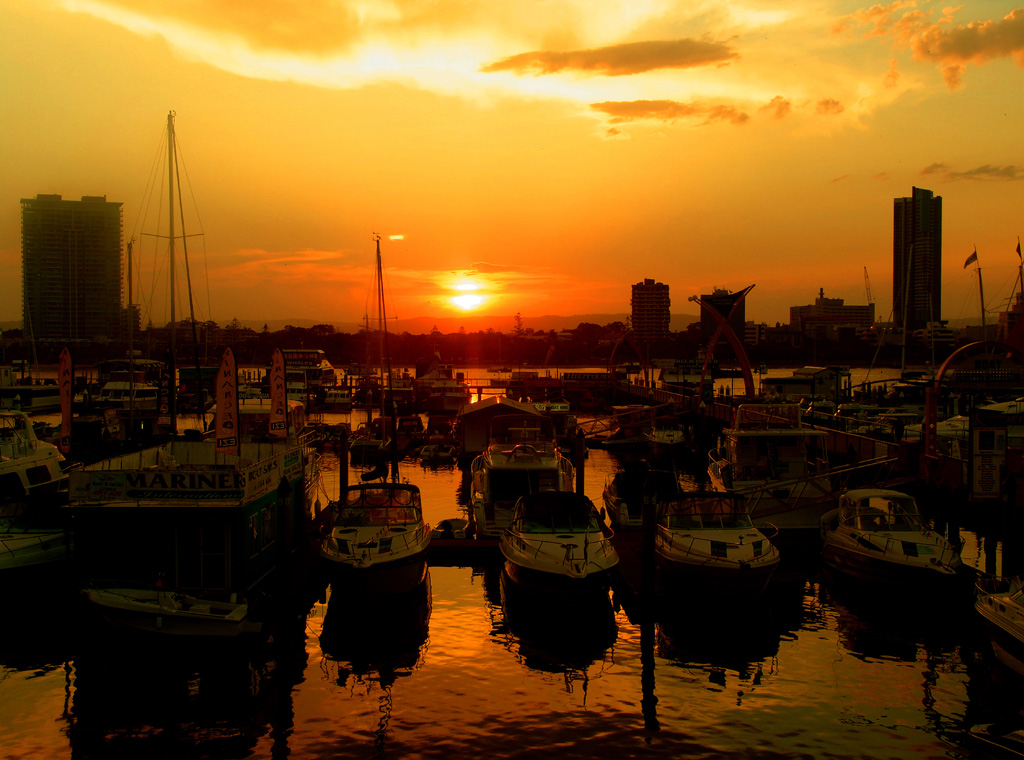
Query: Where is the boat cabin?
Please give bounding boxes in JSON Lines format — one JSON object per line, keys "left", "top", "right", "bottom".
{"left": 660, "top": 493, "right": 753, "bottom": 531}
{"left": 332, "top": 484, "right": 423, "bottom": 529}
{"left": 836, "top": 489, "right": 924, "bottom": 531}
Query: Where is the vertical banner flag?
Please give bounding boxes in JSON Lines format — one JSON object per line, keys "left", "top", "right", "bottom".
{"left": 964, "top": 249, "right": 978, "bottom": 268}
{"left": 156, "top": 348, "right": 176, "bottom": 435}
{"left": 215, "top": 346, "right": 240, "bottom": 456}
{"left": 58, "top": 346, "right": 73, "bottom": 455}
{"left": 269, "top": 347, "right": 287, "bottom": 438}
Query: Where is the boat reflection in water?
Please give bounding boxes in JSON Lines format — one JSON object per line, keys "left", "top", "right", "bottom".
{"left": 655, "top": 592, "right": 783, "bottom": 694}
{"left": 319, "top": 576, "right": 432, "bottom": 757}
{"left": 823, "top": 571, "right": 970, "bottom": 664}
{"left": 66, "top": 625, "right": 308, "bottom": 759}
{"left": 497, "top": 569, "right": 617, "bottom": 687}
{"left": 320, "top": 574, "right": 432, "bottom": 676}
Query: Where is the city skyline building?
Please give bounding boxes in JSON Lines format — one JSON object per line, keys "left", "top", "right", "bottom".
{"left": 790, "top": 288, "right": 875, "bottom": 339}
{"left": 700, "top": 287, "right": 747, "bottom": 345}
{"left": 630, "top": 278, "right": 671, "bottom": 340}
{"left": 21, "top": 194, "right": 123, "bottom": 342}
{"left": 893, "top": 186, "right": 942, "bottom": 332}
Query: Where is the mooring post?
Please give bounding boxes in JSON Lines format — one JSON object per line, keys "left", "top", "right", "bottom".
{"left": 574, "top": 427, "right": 586, "bottom": 495}
{"left": 642, "top": 493, "right": 656, "bottom": 602}
{"left": 339, "top": 429, "right": 349, "bottom": 501}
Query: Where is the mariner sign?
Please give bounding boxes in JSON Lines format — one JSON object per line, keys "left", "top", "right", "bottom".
{"left": 70, "top": 455, "right": 287, "bottom": 502}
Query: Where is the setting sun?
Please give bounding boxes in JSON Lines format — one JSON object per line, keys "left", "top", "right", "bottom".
{"left": 452, "top": 294, "right": 485, "bottom": 310}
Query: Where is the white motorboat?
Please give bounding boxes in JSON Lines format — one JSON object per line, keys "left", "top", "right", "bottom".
{"left": 0, "top": 410, "right": 70, "bottom": 574}
{"left": 470, "top": 414, "right": 575, "bottom": 538}
{"left": 602, "top": 461, "right": 682, "bottom": 530}
{"left": 0, "top": 522, "right": 68, "bottom": 574}
{"left": 500, "top": 491, "right": 618, "bottom": 592}
{"left": 655, "top": 491, "right": 780, "bottom": 596}
{"left": 976, "top": 575, "right": 1024, "bottom": 677}
{"left": 81, "top": 586, "right": 262, "bottom": 637}
{"left": 708, "top": 403, "right": 832, "bottom": 539}
{"left": 0, "top": 409, "right": 67, "bottom": 504}
{"left": 320, "top": 483, "right": 431, "bottom": 593}
{"left": 95, "top": 380, "right": 160, "bottom": 411}
{"left": 819, "top": 488, "right": 962, "bottom": 586}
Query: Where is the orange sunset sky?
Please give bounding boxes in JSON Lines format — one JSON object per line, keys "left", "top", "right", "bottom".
{"left": 1, "top": 0, "right": 1022, "bottom": 332}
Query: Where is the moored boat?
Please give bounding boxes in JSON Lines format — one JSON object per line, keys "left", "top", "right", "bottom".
{"left": 319, "top": 235, "right": 430, "bottom": 595}
{"left": 469, "top": 414, "right": 575, "bottom": 538}
{"left": 976, "top": 574, "right": 1024, "bottom": 677}
{"left": 819, "top": 488, "right": 962, "bottom": 587}
{"left": 602, "top": 460, "right": 682, "bottom": 530}
{"left": 0, "top": 409, "right": 68, "bottom": 505}
{"left": 499, "top": 491, "right": 618, "bottom": 592}
{"left": 319, "top": 482, "right": 431, "bottom": 594}
{"left": 80, "top": 585, "right": 262, "bottom": 637}
{"left": 655, "top": 491, "right": 780, "bottom": 596}
{"left": 708, "top": 403, "right": 832, "bottom": 541}
{"left": 68, "top": 396, "right": 322, "bottom": 637}
{"left": 0, "top": 410, "right": 71, "bottom": 575}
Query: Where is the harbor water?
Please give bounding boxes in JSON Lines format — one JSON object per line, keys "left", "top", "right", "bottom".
{"left": 1, "top": 421, "right": 1020, "bottom": 760}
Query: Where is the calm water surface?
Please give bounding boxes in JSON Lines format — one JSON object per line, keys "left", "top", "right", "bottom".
{"left": 1, "top": 410, "right": 1020, "bottom": 759}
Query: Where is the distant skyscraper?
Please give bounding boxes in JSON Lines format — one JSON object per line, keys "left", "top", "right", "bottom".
{"left": 631, "top": 278, "right": 671, "bottom": 339}
{"left": 21, "top": 194, "right": 123, "bottom": 341}
{"left": 893, "top": 186, "right": 942, "bottom": 332}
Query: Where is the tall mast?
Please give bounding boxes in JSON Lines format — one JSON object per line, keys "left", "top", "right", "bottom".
{"left": 375, "top": 234, "right": 398, "bottom": 482}
{"left": 167, "top": 111, "right": 176, "bottom": 352}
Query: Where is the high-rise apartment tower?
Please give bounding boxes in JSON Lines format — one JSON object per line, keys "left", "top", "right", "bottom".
{"left": 893, "top": 187, "right": 942, "bottom": 332}
{"left": 21, "top": 194, "right": 123, "bottom": 341}
{"left": 631, "top": 278, "right": 671, "bottom": 339}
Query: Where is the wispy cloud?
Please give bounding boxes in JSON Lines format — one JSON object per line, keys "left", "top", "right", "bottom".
{"left": 838, "top": 3, "right": 1024, "bottom": 88}
{"left": 480, "top": 38, "right": 738, "bottom": 76}
{"left": 760, "top": 95, "right": 792, "bottom": 119}
{"left": 590, "top": 99, "right": 749, "bottom": 125}
{"left": 816, "top": 98, "right": 844, "bottom": 115}
{"left": 921, "top": 162, "right": 1022, "bottom": 181}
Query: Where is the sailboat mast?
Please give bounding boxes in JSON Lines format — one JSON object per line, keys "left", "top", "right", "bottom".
{"left": 167, "top": 111, "right": 176, "bottom": 352}
{"left": 375, "top": 235, "right": 399, "bottom": 482}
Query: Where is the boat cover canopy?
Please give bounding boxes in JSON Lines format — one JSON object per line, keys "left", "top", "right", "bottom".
{"left": 512, "top": 491, "right": 601, "bottom": 533}
{"left": 341, "top": 484, "right": 422, "bottom": 508}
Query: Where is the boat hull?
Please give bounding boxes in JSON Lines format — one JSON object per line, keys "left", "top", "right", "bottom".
{"left": 977, "top": 588, "right": 1024, "bottom": 677}
{"left": 82, "top": 588, "right": 263, "bottom": 638}
{"left": 0, "top": 529, "right": 69, "bottom": 572}
{"left": 502, "top": 560, "right": 616, "bottom": 595}
{"left": 821, "top": 542, "right": 961, "bottom": 588}
{"left": 323, "top": 550, "right": 429, "bottom": 595}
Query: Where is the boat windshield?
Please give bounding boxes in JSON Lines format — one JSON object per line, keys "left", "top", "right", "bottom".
{"left": 334, "top": 486, "right": 422, "bottom": 526}
{"left": 515, "top": 492, "right": 601, "bottom": 533}
{"left": 661, "top": 495, "right": 753, "bottom": 530}
{"left": 842, "top": 494, "right": 923, "bottom": 530}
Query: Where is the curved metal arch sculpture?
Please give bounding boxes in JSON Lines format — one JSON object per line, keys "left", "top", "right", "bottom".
{"left": 689, "top": 285, "right": 756, "bottom": 403}
{"left": 607, "top": 332, "right": 651, "bottom": 386}
{"left": 924, "top": 340, "right": 1024, "bottom": 457}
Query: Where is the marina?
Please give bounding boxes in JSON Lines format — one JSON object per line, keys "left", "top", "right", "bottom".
{"left": 2, "top": 416, "right": 1024, "bottom": 758}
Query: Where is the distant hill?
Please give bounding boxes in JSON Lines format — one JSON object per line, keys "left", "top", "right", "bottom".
{"left": 243, "top": 313, "right": 700, "bottom": 334}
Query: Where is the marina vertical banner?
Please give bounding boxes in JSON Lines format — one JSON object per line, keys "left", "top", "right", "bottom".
{"left": 269, "top": 347, "right": 287, "bottom": 438}
{"left": 215, "top": 346, "right": 240, "bottom": 456}
{"left": 58, "top": 346, "right": 73, "bottom": 455}
{"left": 156, "top": 348, "right": 177, "bottom": 435}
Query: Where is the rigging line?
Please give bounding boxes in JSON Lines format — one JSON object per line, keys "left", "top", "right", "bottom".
{"left": 131, "top": 125, "right": 168, "bottom": 330}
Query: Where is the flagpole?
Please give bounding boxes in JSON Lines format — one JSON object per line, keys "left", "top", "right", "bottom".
{"left": 965, "top": 247, "right": 985, "bottom": 332}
